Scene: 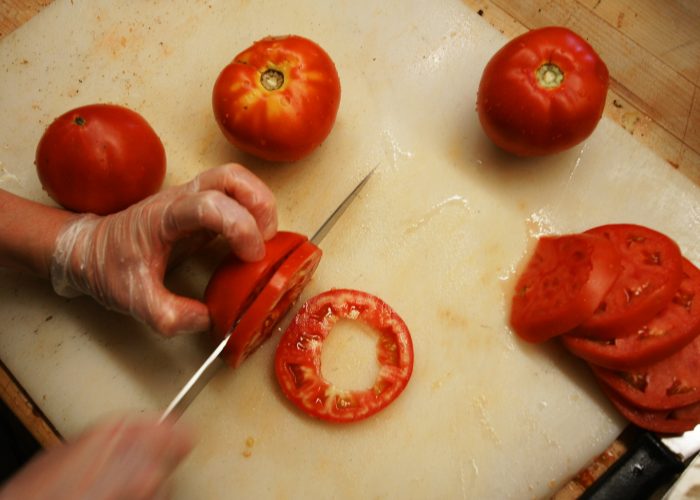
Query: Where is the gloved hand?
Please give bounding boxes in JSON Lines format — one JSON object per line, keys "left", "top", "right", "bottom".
{"left": 50, "top": 164, "right": 278, "bottom": 337}
{"left": 0, "top": 416, "right": 193, "bottom": 500}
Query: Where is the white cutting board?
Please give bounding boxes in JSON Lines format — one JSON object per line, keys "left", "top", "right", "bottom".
{"left": 1, "top": 1, "right": 699, "bottom": 498}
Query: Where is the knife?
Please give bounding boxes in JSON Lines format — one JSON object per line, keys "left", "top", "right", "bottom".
{"left": 159, "top": 165, "right": 377, "bottom": 423}
{"left": 578, "top": 425, "right": 700, "bottom": 499}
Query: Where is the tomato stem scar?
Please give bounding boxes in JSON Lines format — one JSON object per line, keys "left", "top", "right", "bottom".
{"left": 536, "top": 63, "right": 564, "bottom": 89}
{"left": 261, "top": 69, "right": 285, "bottom": 91}
{"left": 73, "top": 116, "right": 86, "bottom": 126}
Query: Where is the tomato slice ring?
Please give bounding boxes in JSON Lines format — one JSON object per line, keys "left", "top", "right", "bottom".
{"left": 275, "top": 289, "right": 413, "bottom": 423}
{"left": 222, "top": 241, "right": 322, "bottom": 368}
{"left": 205, "top": 231, "right": 307, "bottom": 342}
{"left": 600, "top": 383, "right": 699, "bottom": 435}
{"left": 578, "top": 224, "right": 683, "bottom": 338}
{"left": 590, "top": 330, "right": 700, "bottom": 411}
{"left": 562, "top": 258, "right": 700, "bottom": 370}
{"left": 509, "top": 233, "right": 621, "bottom": 343}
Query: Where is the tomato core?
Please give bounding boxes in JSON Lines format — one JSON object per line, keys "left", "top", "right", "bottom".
{"left": 536, "top": 63, "right": 564, "bottom": 89}
{"left": 74, "top": 116, "right": 86, "bottom": 126}
{"left": 261, "top": 68, "right": 284, "bottom": 91}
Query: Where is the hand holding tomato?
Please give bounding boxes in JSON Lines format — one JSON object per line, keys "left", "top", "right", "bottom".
{"left": 36, "top": 104, "right": 167, "bottom": 215}
{"left": 477, "top": 26, "right": 609, "bottom": 157}
{"left": 50, "top": 164, "right": 278, "bottom": 337}
{"left": 212, "top": 35, "right": 341, "bottom": 162}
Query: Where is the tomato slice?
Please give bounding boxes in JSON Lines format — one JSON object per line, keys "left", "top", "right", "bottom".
{"left": 578, "top": 224, "right": 683, "bottom": 338}
{"left": 222, "top": 241, "right": 322, "bottom": 368}
{"left": 562, "top": 258, "right": 700, "bottom": 369}
{"left": 204, "top": 231, "right": 307, "bottom": 342}
{"left": 600, "top": 384, "right": 699, "bottom": 435}
{"left": 590, "top": 330, "right": 700, "bottom": 410}
{"left": 275, "top": 289, "right": 413, "bottom": 423}
{"left": 509, "top": 233, "right": 621, "bottom": 343}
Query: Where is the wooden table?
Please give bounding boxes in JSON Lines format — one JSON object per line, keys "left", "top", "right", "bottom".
{"left": 1, "top": 1, "right": 699, "bottom": 497}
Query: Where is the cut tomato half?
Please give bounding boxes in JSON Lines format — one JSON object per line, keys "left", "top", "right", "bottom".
{"left": 509, "top": 233, "right": 621, "bottom": 343}
{"left": 222, "top": 241, "right": 322, "bottom": 368}
{"left": 204, "top": 231, "right": 307, "bottom": 342}
{"left": 578, "top": 224, "right": 683, "bottom": 338}
{"left": 562, "top": 258, "right": 700, "bottom": 370}
{"left": 275, "top": 289, "right": 413, "bottom": 423}
{"left": 600, "top": 384, "right": 699, "bottom": 435}
{"left": 590, "top": 331, "right": 700, "bottom": 411}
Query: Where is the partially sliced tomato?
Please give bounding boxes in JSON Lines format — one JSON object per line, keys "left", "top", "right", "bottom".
{"left": 204, "top": 231, "right": 307, "bottom": 342}
{"left": 578, "top": 224, "right": 683, "bottom": 338}
{"left": 275, "top": 289, "right": 413, "bottom": 423}
{"left": 509, "top": 233, "right": 621, "bottom": 343}
{"left": 562, "top": 258, "right": 700, "bottom": 369}
{"left": 600, "top": 384, "right": 700, "bottom": 435}
{"left": 590, "top": 331, "right": 700, "bottom": 410}
{"left": 222, "top": 241, "right": 322, "bottom": 368}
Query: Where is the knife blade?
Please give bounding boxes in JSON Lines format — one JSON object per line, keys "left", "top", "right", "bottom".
{"left": 159, "top": 165, "right": 377, "bottom": 423}
{"left": 578, "top": 425, "right": 700, "bottom": 499}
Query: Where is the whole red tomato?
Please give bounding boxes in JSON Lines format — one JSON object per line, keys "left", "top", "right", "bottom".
{"left": 36, "top": 104, "right": 166, "bottom": 215}
{"left": 476, "top": 26, "right": 609, "bottom": 157}
{"left": 212, "top": 35, "right": 341, "bottom": 162}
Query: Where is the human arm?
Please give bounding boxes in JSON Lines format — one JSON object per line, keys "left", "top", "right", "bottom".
{"left": 0, "top": 163, "right": 278, "bottom": 336}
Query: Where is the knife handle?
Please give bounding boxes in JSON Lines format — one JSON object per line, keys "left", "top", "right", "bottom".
{"left": 578, "top": 432, "right": 684, "bottom": 500}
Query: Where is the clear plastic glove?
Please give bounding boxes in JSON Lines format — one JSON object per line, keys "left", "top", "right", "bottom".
{"left": 0, "top": 416, "right": 193, "bottom": 500}
{"left": 50, "top": 164, "right": 278, "bottom": 337}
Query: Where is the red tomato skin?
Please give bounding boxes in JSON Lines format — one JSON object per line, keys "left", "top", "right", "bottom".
{"left": 477, "top": 26, "right": 609, "bottom": 157}
{"left": 578, "top": 224, "right": 683, "bottom": 338}
{"left": 562, "top": 258, "right": 700, "bottom": 370}
{"left": 510, "top": 233, "right": 620, "bottom": 343}
{"left": 275, "top": 289, "right": 414, "bottom": 423}
{"left": 35, "top": 104, "right": 166, "bottom": 215}
{"left": 212, "top": 35, "right": 341, "bottom": 162}
{"left": 222, "top": 241, "right": 322, "bottom": 368}
{"left": 204, "top": 231, "right": 308, "bottom": 343}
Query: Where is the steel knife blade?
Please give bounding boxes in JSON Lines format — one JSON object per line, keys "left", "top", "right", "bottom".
{"left": 159, "top": 165, "right": 377, "bottom": 422}
{"left": 579, "top": 424, "right": 700, "bottom": 499}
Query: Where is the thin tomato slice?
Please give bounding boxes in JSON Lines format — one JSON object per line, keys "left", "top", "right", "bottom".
{"left": 223, "top": 241, "right": 322, "bottom": 368}
{"left": 590, "top": 331, "right": 700, "bottom": 410}
{"left": 600, "top": 384, "right": 699, "bottom": 435}
{"left": 509, "top": 233, "right": 621, "bottom": 343}
{"left": 562, "top": 258, "right": 700, "bottom": 370}
{"left": 275, "top": 289, "right": 413, "bottom": 423}
{"left": 205, "top": 231, "right": 307, "bottom": 342}
{"left": 578, "top": 224, "right": 683, "bottom": 338}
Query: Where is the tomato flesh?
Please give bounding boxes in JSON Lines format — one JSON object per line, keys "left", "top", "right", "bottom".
{"left": 223, "top": 241, "right": 322, "bottom": 368}
{"left": 590, "top": 331, "right": 700, "bottom": 411}
{"left": 562, "top": 258, "right": 700, "bottom": 369}
{"left": 578, "top": 224, "right": 683, "bottom": 338}
{"left": 212, "top": 35, "right": 341, "bottom": 162}
{"left": 205, "top": 231, "right": 307, "bottom": 343}
{"left": 510, "top": 233, "right": 620, "bottom": 343}
{"left": 477, "top": 26, "right": 609, "bottom": 157}
{"left": 275, "top": 289, "right": 413, "bottom": 423}
{"left": 35, "top": 104, "right": 166, "bottom": 215}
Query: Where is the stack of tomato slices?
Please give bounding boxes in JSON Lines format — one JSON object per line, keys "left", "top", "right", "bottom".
{"left": 510, "top": 224, "right": 700, "bottom": 434}
{"left": 204, "top": 231, "right": 323, "bottom": 368}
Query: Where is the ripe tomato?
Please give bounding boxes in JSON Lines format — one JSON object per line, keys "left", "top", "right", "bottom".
{"left": 223, "top": 241, "right": 321, "bottom": 368}
{"left": 591, "top": 331, "right": 700, "bottom": 411}
{"left": 578, "top": 224, "right": 683, "bottom": 338}
{"left": 509, "top": 233, "right": 620, "bottom": 343}
{"left": 476, "top": 26, "right": 609, "bottom": 157}
{"left": 562, "top": 258, "right": 700, "bottom": 370}
{"left": 204, "top": 231, "right": 307, "bottom": 343}
{"left": 35, "top": 104, "right": 166, "bottom": 215}
{"left": 212, "top": 35, "right": 341, "bottom": 162}
{"left": 600, "top": 383, "right": 699, "bottom": 435}
{"left": 275, "top": 289, "right": 413, "bottom": 423}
